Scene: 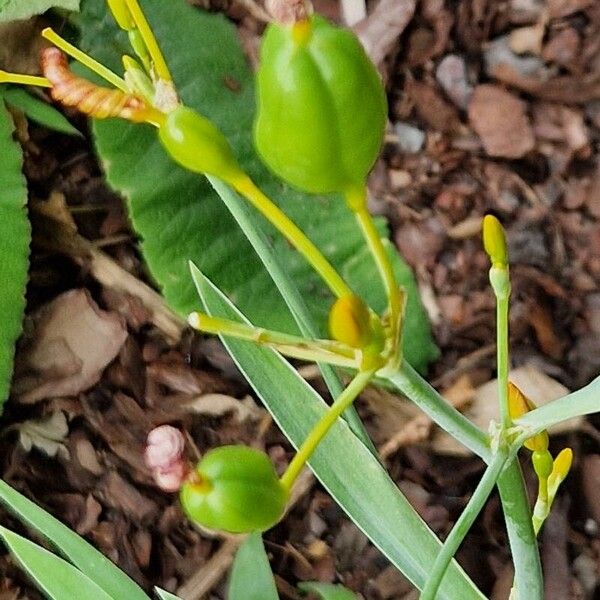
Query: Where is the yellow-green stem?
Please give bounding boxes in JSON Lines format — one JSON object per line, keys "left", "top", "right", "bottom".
{"left": 188, "top": 312, "right": 359, "bottom": 368}
{"left": 123, "top": 0, "right": 172, "bottom": 82}
{"left": 42, "top": 28, "right": 129, "bottom": 93}
{"left": 280, "top": 369, "right": 375, "bottom": 491}
{"left": 497, "top": 294, "right": 510, "bottom": 429}
{"left": 348, "top": 185, "right": 401, "bottom": 345}
{"left": 233, "top": 176, "right": 353, "bottom": 299}
{"left": 0, "top": 71, "right": 51, "bottom": 88}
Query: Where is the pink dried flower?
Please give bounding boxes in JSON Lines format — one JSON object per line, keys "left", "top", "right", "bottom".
{"left": 145, "top": 425, "right": 188, "bottom": 492}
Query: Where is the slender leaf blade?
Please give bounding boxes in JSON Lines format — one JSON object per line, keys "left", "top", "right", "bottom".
{"left": 0, "top": 102, "right": 30, "bottom": 410}
{"left": 2, "top": 88, "right": 81, "bottom": 136}
{"left": 0, "top": 526, "right": 113, "bottom": 600}
{"left": 0, "top": 480, "right": 149, "bottom": 600}
{"left": 228, "top": 533, "right": 279, "bottom": 600}
{"left": 298, "top": 582, "right": 359, "bottom": 600}
{"left": 190, "top": 265, "right": 484, "bottom": 599}
{"left": 155, "top": 588, "right": 183, "bottom": 600}
{"left": 516, "top": 375, "right": 600, "bottom": 431}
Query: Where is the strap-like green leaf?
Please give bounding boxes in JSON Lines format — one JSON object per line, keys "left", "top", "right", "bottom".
{"left": 0, "top": 102, "right": 30, "bottom": 411}
{"left": 298, "top": 582, "right": 359, "bottom": 600}
{"left": 0, "top": 480, "right": 149, "bottom": 600}
{"left": 190, "top": 265, "right": 484, "bottom": 599}
{"left": 2, "top": 88, "right": 81, "bottom": 136}
{"left": 228, "top": 533, "right": 279, "bottom": 600}
{"left": 154, "top": 588, "right": 183, "bottom": 600}
{"left": 0, "top": 526, "right": 113, "bottom": 600}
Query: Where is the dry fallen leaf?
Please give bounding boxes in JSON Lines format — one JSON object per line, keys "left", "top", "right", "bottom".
{"left": 468, "top": 84, "right": 535, "bottom": 158}
{"left": 185, "top": 393, "right": 263, "bottom": 422}
{"left": 13, "top": 289, "right": 128, "bottom": 403}
{"left": 17, "top": 411, "right": 69, "bottom": 459}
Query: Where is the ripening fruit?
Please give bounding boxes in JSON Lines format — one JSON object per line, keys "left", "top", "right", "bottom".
{"left": 159, "top": 106, "right": 243, "bottom": 184}
{"left": 180, "top": 445, "right": 288, "bottom": 533}
{"left": 254, "top": 15, "right": 387, "bottom": 195}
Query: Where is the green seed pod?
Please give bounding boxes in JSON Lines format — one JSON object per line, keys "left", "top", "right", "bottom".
{"left": 180, "top": 445, "right": 288, "bottom": 533}
{"left": 254, "top": 16, "right": 387, "bottom": 195}
{"left": 159, "top": 106, "right": 243, "bottom": 184}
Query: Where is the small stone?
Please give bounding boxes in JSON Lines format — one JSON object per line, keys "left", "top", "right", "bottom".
{"left": 388, "top": 169, "right": 412, "bottom": 189}
{"left": 468, "top": 84, "right": 535, "bottom": 158}
{"left": 485, "top": 35, "right": 545, "bottom": 78}
{"left": 436, "top": 54, "right": 473, "bottom": 109}
{"left": 394, "top": 121, "right": 426, "bottom": 153}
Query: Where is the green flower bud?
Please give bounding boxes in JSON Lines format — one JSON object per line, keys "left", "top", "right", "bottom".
{"left": 532, "top": 450, "right": 553, "bottom": 480}
{"left": 254, "top": 16, "right": 387, "bottom": 195}
{"left": 159, "top": 106, "right": 244, "bottom": 184}
{"left": 180, "top": 445, "right": 288, "bottom": 533}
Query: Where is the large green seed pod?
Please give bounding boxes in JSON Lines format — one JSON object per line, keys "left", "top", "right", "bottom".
{"left": 159, "top": 106, "right": 243, "bottom": 184}
{"left": 180, "top": 445, "right": 288, "bottom": 533}
{"left": 254, "top": 15, "right": 387, "bottom": 195}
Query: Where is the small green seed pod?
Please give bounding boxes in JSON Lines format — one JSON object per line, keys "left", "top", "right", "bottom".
{"left": 159, "top": 106, "right": 244, "bottom": 184}
{"left": 254, "top": 16, "right": 387, "bottom": 195}
{"left": 180, "top": 445, "right": 288, "bottom": 533}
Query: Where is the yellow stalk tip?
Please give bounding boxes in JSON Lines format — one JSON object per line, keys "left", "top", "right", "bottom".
{"left": 482, "top": 214, "right": 508, "bottom": 267}
{"left": 107, "top": 0, "right": 135, "bottom": 30}
{"left": 187, "top": 312, "right": 201, "bottom": 329}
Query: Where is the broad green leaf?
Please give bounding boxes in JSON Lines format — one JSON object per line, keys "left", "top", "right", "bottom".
{"left": 0, "top": 480, "right": 149, "bottom": 600}
{"left": 1, "top": 88, "right": 81, "bottom": 136}
{"left": 78, "top": 0, "right": 438, "bottom": 372}
{"left": 155, "top": 588, "right": 183, "bottom": 600}
{"left": 0, "top": 526, "right": 113, "bottom": 600}
{"left": 0, "top": 0, "right": 79, "bottom": 21}
{"left": 0, "top": 102, "right": 30, "bottom": 409}
{"left": 298, "top": 582, "right": 359, "bottom": 600}
{"left": 228, "top": 533, "right": 279, "bottom": 600}
{"left": 190, "top": 265, "right": 484, "bottom": 600}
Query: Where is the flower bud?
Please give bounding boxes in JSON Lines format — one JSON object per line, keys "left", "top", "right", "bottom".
{"left": 254, "top": 15, "right": 387, "bottom": 195}
{"left": 482, "top": 214, "right": 508, "bottom": 267}
{"left": 508, "top": 382, "right": 549, "bottom": 452}
{"left": 159, "top": 106, "right": 244, "bottom": 184}
{"left": 532, "top": 450, "right": 553, "bottom": 480}
{"left": 328, "top": 295, "right": 373, "bottom": 348}
{"left": 180, "top": 445, "right": 288, "bottom": 533}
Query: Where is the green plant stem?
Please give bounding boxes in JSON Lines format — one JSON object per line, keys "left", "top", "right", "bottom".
{"left": 385, "top": 361, "right": 490, "bottom": 460}
{"left": 352, "top": 204, "right": 401, "bottom": 327}
{"left": 189, "top": 312, "right": 358, "bottom": 367}
{"left": 234, "top": 175, "right": 352, "bottom": 299}
{"left": 384, "top": 364, "right": 543, "bottom": 599}
{"left": 280, "top": 369, "right": 376, "bottom": 491}
{"left": 497, "top": 292, "right": 510, "bottom": 429}
{"left": 420, "top": 449, "right": 508, "bottom": 600}
{"left": 208, "top": 176, "right": 378, "bottom": 457}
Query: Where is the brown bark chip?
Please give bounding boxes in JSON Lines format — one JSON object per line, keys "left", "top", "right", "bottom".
{"left": 468, "top": 84, "right": 535, "bottom": 158}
